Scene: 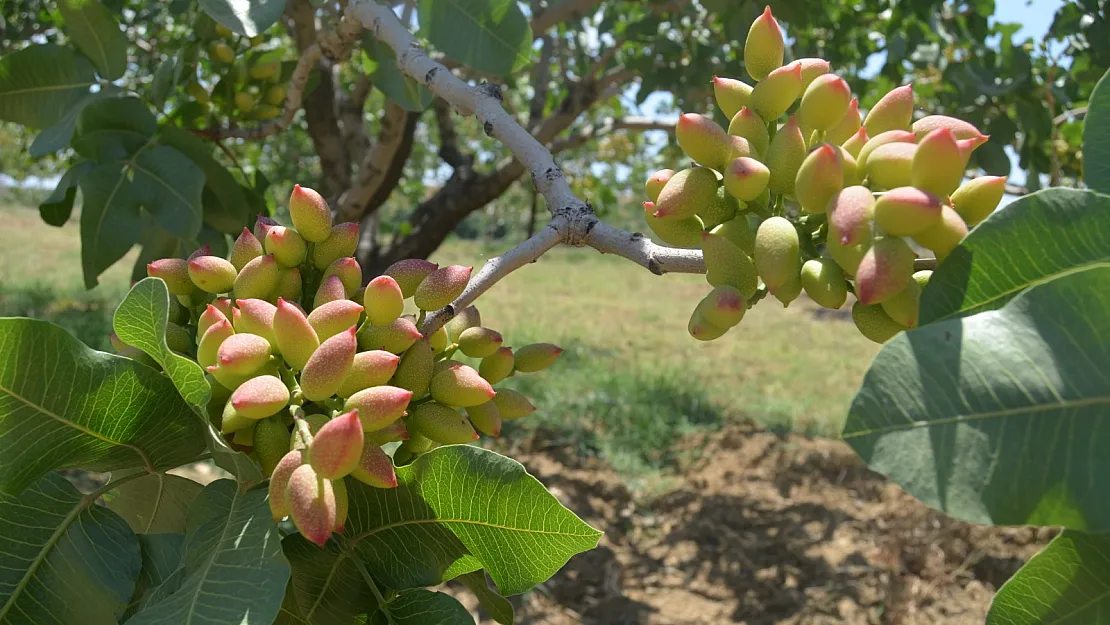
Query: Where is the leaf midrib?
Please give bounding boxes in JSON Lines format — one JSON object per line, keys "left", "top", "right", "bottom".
{"left": 0, "top": 81, "right": 96, "bottom": 97}
{"left": 936, "top": 259, "right": 1110, "bottom": 321}
{"left": 68, "top": 1, "right": 111, "bottom": 75}
{"left": 439, "top": 0, "right": 529, "bottom": 68}
{"left": 183, "top": 485, "right": 246, "bottom": 625}
{"left": 350, "top": 516, "right": 602, "bottom": 542}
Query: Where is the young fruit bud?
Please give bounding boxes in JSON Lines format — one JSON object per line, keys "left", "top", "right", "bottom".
{"left": 235, "top": 298, "right": 278, "bottom": 349}
{"left": 880, "top": 274, "right": 923, "bottom": 328}
{"left": 950, "top": 176, "right": 1006, "bottom": 226}
{"left": 351, "top": 442, "right": 399, "bottom": 488}
{"left": 688, "top": 308, "right": 728, "bottom": 341}
{"left": 312, "top": 222, "right": 360, "bottom": 270}
{"left": 363, "top": 275, "right": 404, "bottom": 326}
{"left": 798, "top": 74, "right": 851, "bottom": 131}
{"left": 828, "top": 186, "right": 876, "bottom": 246}
{"left": 429, "top": 325, "right": 449, "bottom": 353}
{"left": 299, "top": 327, "right": 357, "bottom": 402}
{"left": 269, "top": 449, "right": 304, "bottom": 520}
{"left": 265, "top": 226, "right": 307, "bottom": 268}
{"left": 645, "top": 203, "right": 705, "bottom": 248}
{"left": 856, "top": 129, "right": 915, "bottom": 173}
{"left": 391, "top": 339, "right": 435, "bottom": 397}
{"left": 331, "top": 476, "right": 348, "bottom": 533}
{"left": 221, "top": 398, "right": 254, "bottom": 434}
{"left": 754, "top": 216, "right": 801, "bottom": 292}
{"left": 254, "top": 416, "right": 290, "bottom": 476}
{"left": 723, "top": 157, "right": 770, "bottom": 203}
{"left": 645, "top": 169, "right": 676, "bottom": 203}
{"left": 512, "top": 343, "right": 564, "bottom": 373}
{"left": 652, "top": 167, "right": 718, "bottom": 221}
{"left": 750, "top": 63, "right": 803, "bottom": 122}
{"left": 216, "top": 333, "right": 271, "bottom": 376}
{"left": 825, "top": 98, "right": 862, "bottom": 146}
{"left": 713, "top": 76, "right": 753, "bottom": 120}
{"left": 357, "top": 316, "right": 422, "bottom": 354}
{"left": 198, "top": 319, "right": 235, "bottom": 368}
{"left": 766, "top": 116, "right": 806, "bottom": 196}
{"left": 792, "top": 58, "right": 831, "bottom": 90}
{"left": 863, "top": 84, "right": 914, "bottom": 136}
{"left": 675, "top": 113, "right": 731, "bottom": 171}
{"left": 865, "top": 142, "right": 916, "bottom": 189}
{"left": 431, "top": 364, "right": 496, "bottom": 407}
{"left": 313, "top": 275, "right": 347, "bottom": 309}
{"left": 836, "top": 145, "right": 861, "bottom": 186}
{"left": 794, "top": 144, "right": 843, "bottom": 214}
{"left": 912, "top": 115, "right": 985, "bottom": 141}
{"left": 308, "top": 410, "right": 364, "bottom": 479}
{"left": 188, "top": 244, "right": 212, "bottom": 262}
{"left": 344, "top": 386, "right": 413, "bottom": 431}
{"left": 234, "top": 254, "right": 280, "bottom": 300}
{"left": 188, "top": 256, "right": 237, "bottom": 293}
{"left": 855, "top": 236, "right": 916, "bottom": 305}
{"left": 695, "top": 285, "right": 746, "bottom": 328}
{"left": 230, "top": 228, "right": 264, "bottom": 272}
{"left": 254, "top": 215, "right": 279, "bottom": 242}
{"left": 410, "top": 402, "right": 479, "bottom": 444}
{"left": 288, "top": 185, "right": 333, "bottom": 243}
{"left": 852, "top": 301, "right": 906, "bottom": 344}
{"left": 457, "top": 327, "right": 504, "bottom": 358}
{"left": 744, "top": 6, "right": 784, "bottom": 80}
{"left": 266, "top": 85, "right": 286, "bottom": 106}
{"left": 727, "top": 107, "right": 769, "bottom": 156}
{"left": 467, "top": 401, "right": 502, "bottom": 437}
{"left": 698, "top": 187, "right": 740, "bottom": 230}
{"left": 800, "top": 258, "right": 848, "bottom": 310}
{"left": 209, "top": 360, "right": 276, "bottom": 392}
{"left": 479, "top": 347, "right": 515, "bottom": 385}
{"left": 274, "top": 297, "right": 319, "bottom": 368}
{"left": 445, "top": 305, "right": 481, "bottom": 343}
{"left": 772, "top": 274, "right": 803, "bottom": 307}
{"left": 711, "top": 217, "right": 756, "bottom": 256}
{"left": 841, "top": 126, "right": 870, "bottom": 158}
{"left": 912, "top": 204, "right": 968, "bottom": 262}
{"left": 230, "top": 374, "right": 290, "bottom": 419}
{"left": 198, "top": 304, "right": 229, "bottom": 338}
{"left": 366, "top": 420, "right": 409, "bottom": 445}
{"left": 727, "top": 135, "right": 756, "bottom": 161}
{"left": 827, "top": 229, "right": 870, "bottom": 277}
{"left": 322, "top": 258, "right": 362, "bottom": 297}
{"left": 338, "top": 350, "right": 401, "bottom": 398}
{"left": 874, "top": 186, "right": 944, "bottom": 236}
{"left": 277, "top": 267, "right": 302, "bottom": 302}
{"left": 702, "top": 231, "right": 759, "bottom": 298}
{"left": 492, "top": 389, "right": 536, "bottom": 419}
{"left": 912, "top": 128, "right": 965, "bottom": 197}
{"left": 286, "top": 463, "right": 336, "bottom": 546}
{"left": 384, "top": 259, "right": 439, "bottom": 298}
{"left": 307, "top": 300, "right": 365, "bottom": 341}
{"left": 414, "top": 265, "right": 472, "bottom": 311}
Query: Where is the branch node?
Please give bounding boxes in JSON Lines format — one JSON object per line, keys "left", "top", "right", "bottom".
{"left": 478, "top": 81, "right": 504, "bottom": 101}
{"left": 483, "top": 121, "right": 494, "bottom": 136}
{"left": 647, "top": 257, "right": 664, "bottom": 275}
{"left": 425, "top": 67, "right": 439, "bottom": 85}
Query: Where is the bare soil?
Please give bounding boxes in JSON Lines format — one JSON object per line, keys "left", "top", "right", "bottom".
{"left": 459, "top": 424, "right": 1053, "bottom": 625}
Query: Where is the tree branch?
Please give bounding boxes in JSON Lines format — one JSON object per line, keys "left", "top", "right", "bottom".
{"left": 337, "top": 102, "right": 417, "bottom": 222}
{"left": 529, "top": 0, "right": 605, "bottom": 34}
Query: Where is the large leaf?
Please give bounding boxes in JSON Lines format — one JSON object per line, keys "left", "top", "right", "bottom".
{"left": 131, "top": 218, "right": 182, "bottom": 283}
{"left": 126, "top": 480, "right": 290, "bottom": 625}
{"left": 198, "top": 0, "right": 287, "bottom": 36}
{"left": 342, "top": 445, "right": 601, "bottom": 596}
{"left": 72, "top": 96, "right": 156, "bottom": 162}
{"left": 0, "top": 318, "right": 206, "bottom": 495}
{"left": 1084, "top": 68, "right": 1110, "bottom": 194}
{"left": 417, "top": 0, "right": 533, "bottom": 77}
{"left": 987, "top": 530, "right": 1110, "bottom": 624}
{"left": 919, "top": 188, "right": 1110, "bottom": 324}
{"left": 203, "top": 419, "right": 265, "bottom": 484}
{"left": 843, "top": 266, "right": 1110, "bottom": 531}
{"left": 0, "top": 472, "right": 140, "bottom": 624}
{"left": 458, "top": 570, "right": 514, "bottom": 625}
{"left": 79, "top": 162, "right": 142, "bottom": 288}
{"left": 283, "top": 535, "right": 377, "bottom": 625}
{"left": 106, "top": 473, "right": 205, "bottom": 534}
{"left": 132, "top": 145, "right": 206, "bottom": 242}
{"left": 361, "top": 40, "right": 433, "bottom": 112}
{"left": 114, "top": 278, "right": 211, "bottom": 406}
{"left": 39, "top": 160, "right": 93, "bottom": 227}
{"left": 126, "top": 533, "right": 186, "bottom": 619}
{"left": 158, "top": 125, "right": 250, "bottom": 234}
{"left": 57, "top": 0, "right": 128, "bottom": 80}
{"left": 29, "top": 87, "right": 118, "bottom": 157}
{"left": 0, "top": 44, "right": 96, "bottom": 128}
{"left": 369, "top": 589, "right": 473, "bottom": 625}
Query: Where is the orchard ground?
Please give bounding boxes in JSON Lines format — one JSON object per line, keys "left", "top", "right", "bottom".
{"left": 0, "top": 199, "right": 1048, "bottom": 623}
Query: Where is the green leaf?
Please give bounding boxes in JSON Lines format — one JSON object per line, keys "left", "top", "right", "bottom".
{"left": 57, "top": 0, "right": 129, "bottom": 80}
{"left": 0, "top": 44, "right": 96, "bottom": 128}
{"left": 158, "top": 125, "right": 250, "bottom": 235}
{"left": 203, "top": 419, "right": 265, "bottom": 484}
{"left": 0, "top": 318, "right": 207, "bottom": 495}
{"left": 417, "top": 0, "right": 533, "bottom": 77}
{"left": 150, "top": 57, "right": 176, "bottom": 109}
{"left": 1084, "top": 68, "right": 1110, "bottom": 194}
{"left": 105, "top": 473, "right": 205, "bottom": 534}
{"left": 843, "top": 266, "right": 1110, "bottom": 532}
{"left": 370, "top": 589, "right": 474, "bottom": 625}
{"left": 29, "top": 87, "right": 118, "bottom": 157}
{"left": 132, "top": 145, "right": 206, "bottom": 240}
{"left": 342, "top": 445, "right": 601, "bottom": 596}
{"left": 72, "top": 96, "right": 156, "bottom": 162}
{"left": 131, "top": 218, "right": 182, "bottom": 283}
{"left": 360, "top": 41, "right": 433, "bottom": 112}
{"left": 919, "top": 188, "right": 1110, "bottom": 324}
{"left": 283, "top": 535, "right": 377, "bottom": 624}
{"left": 39, "top": 160, "right": 93, "bottom": 227}
{"left": 198, "top": 0, "right": 287, "bottom": 36}
{"left": 126, "top": 480, "right": 291, "bottom": 624}
{"left": 0, "top": 472, "right": 140, "bottom": 623}
{"left": 79, "top": 162, "right": 142, "bottom": 288}
{"left": 987, "top": 530, "right": 1110, "bottom": 625}
{"left": 458, "top": 570, "right": 514, "bottom": 625}
{"left": 114, "top": 277, "right": 211, "bottom": 406}
{"left": 125, "top": 533, "right": 186, "bottom": 620}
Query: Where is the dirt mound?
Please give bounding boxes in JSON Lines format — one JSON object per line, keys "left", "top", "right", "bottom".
{"left": 465, "top": 425, "right": 1053, "bottom": 625}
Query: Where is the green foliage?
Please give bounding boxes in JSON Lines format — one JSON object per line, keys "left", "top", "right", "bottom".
{"left": 198, "top": 0, "right": 287, "bottom": 37}
{"left": 0, "top": 44, "right": 96, "bottom": 128}
{"left": 417, "top": 0, "right": 532, "bottom": 78}
{"left": 1085, "top": 68, "right": 1110, "bottom": 194}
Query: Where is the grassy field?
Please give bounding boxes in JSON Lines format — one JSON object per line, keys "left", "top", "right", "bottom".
{"left": 0, "top": 201, "right": 881, "bottom": 484}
